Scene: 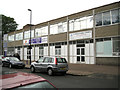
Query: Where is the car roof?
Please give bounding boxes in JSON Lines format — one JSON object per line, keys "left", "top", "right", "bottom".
{"left": 0, "top": 72, "right": 46, "bottom": 89}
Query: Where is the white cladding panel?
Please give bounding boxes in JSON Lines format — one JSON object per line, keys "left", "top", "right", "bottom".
{"left": 64, "top": 45, "right": 67, "bottom": 56}
{"left": 15, "top": 49, "right": 17, "bottom": 53}
{"left": 70, "top": 45, "right": 73, "bottom": 56}
{"left": 73, "top": 44, "right": 76, "bottom": 56}
{"left": 24, "top": 48, "right": 27, "bottom": 60}
{"left": 20, "top": 48, "right": 23, "bottom": 60}
{"left": 35, "top": 47, "right": 39, "bottom": 61}
{"left": 50, "top": 46, "right": 53, "bottom": 56}
{"left": 90, "top": 43, "right": 94, "bottom": 56}
{"left": 61, "top": 45, "right": 64, "bottom": 56}
{"left": 31, "top": 47, "right": 34, "bottom": 61}
{"left": 44, "top": 47, "right": 48, "bottom": 56}
{"left": 85, "top": 44, "right": 90, "bottom": 56}
{"left": 61, "top": 45, "right": 67, "bottom": 56}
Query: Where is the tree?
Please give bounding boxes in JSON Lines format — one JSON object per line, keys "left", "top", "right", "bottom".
{"left": 1, "top": 14, "right": 18, "bottom": 34}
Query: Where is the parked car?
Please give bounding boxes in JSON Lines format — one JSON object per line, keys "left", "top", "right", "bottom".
{"left": 2, "top": 57, "right": 25, "bottom": 68}
{"left": 0, "top": 72, "right": 57, "bottom": 90}
{"left": 30, "top": 56, "right": 68, "bottom": 76}
{"left": 0, "top": 55, "right": 5, "bottom": 65}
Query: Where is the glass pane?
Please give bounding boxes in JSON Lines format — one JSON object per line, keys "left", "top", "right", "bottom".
{"left": 103, "top": 11, "right": 111, "bottom": 25}
{"left": 95, "top": 13, "right": 102, "bottom": 26}
{"left": 113, "top": 40, "right": 120, "bottom": 52}
{"left": 104, "top": 41, "right": 112, "bottom": 55}
{"left": 81, "top": 56, "right": 85, "bottom": 62}
{"left": 111, "top": 9, "right": 119, "bottom": 24}
{"left": 77, "top": 56, "right": 80, "bottom": 62}
{"left": 77, "top": 49, "right": 80, "bottom": 55}
{"left": 86, "top": 16, "right": 93, "bottom": 28}
{"left": 81, "top": 48, "right": 85, "bottom": 55}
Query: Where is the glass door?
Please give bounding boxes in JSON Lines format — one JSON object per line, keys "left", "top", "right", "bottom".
{"left": 77, "top": 47, "right": 85, "bottom": 63}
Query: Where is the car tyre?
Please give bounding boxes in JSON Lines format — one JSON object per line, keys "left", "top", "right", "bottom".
{"left": 2, "top": 63, "right": 4, "bottom": 67}
{"left": 48, "top": 69, "right": 53, "bottom": 76}
{"left": 9, "top": 64, "right": 12, "bottom": 68}
{"left": 31, "top": 66, "right": 35, "bottom": 73}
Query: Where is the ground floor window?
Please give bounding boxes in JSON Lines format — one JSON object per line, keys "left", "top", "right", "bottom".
{"left": 96, "top": 37, "right": 120, "bottom": 57}
{"left": 55, "top": 46, "right": 61, "bottom": 56}
{"left": 39, "top": 45, "right": 44, "bottom": 58}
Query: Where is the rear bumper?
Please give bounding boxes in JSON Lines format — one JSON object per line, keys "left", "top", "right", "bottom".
{"left": 52, "top": 67, "right": 68, "bottom": 73}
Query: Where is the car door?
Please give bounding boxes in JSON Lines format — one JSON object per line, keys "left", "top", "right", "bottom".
{"left": 34, "top": 57, "right": 44, "bottom": 71}
{"left": 42, "top": 57, "right": 49, "bottom": 72}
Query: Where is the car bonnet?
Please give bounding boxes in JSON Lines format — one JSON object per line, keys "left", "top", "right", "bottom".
{"left": 0, "top": 72, "right": 46, "bottom": 89}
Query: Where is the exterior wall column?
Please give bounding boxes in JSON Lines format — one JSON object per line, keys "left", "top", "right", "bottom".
{"left": 67, "top": 16, "right": 70, "bottom": 63}
{"left": 48, "top": 22, "right": 50, "bottom": 56}
{"left": 93, "top": 10, "right": 96, "bottom": 64}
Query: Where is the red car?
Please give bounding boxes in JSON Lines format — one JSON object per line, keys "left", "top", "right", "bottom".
{"left": 0, "top": 72, "right": 57, "bottom": 90}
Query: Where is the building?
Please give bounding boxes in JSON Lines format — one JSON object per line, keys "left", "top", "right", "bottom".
{"left": 3, "top": 2, "right": 120, "bottom": 65}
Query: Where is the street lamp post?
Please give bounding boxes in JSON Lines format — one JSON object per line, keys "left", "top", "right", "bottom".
{"left": 28, "top": 9, "right": 32, "bottom": 65}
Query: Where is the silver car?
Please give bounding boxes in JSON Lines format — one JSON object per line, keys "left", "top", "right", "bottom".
{"left": 30, "top": 56, "right": 68, "bottom": 76}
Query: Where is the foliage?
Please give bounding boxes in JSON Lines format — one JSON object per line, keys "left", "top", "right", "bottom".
{"left": 1, "top": 14, "right": 18, "bottom": 34}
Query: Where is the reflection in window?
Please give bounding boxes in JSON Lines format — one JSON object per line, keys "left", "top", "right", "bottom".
{"left": 86, "top": 16, "right": 93, "bottom": 28}
{"left": 95, "top": 13, "right": 102, "bottom": 26}
{"left": 111, "top": 9, "right": 119, "bottom": 24}
{"left": 80, "top": 17, "right": 86, "bottom": 29}
{"left": 103, "top": 11, "right": 111, "bottom": 25}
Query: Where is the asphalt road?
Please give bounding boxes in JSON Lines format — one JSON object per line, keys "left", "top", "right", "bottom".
{"left": 1, "top": 66, "right": 119, "bottom": 89}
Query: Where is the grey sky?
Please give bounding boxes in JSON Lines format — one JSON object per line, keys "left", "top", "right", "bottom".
{"left": 0, "top": 0, "right": 119, "bottom": 29}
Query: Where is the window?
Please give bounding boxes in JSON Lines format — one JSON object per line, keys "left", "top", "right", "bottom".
{"left": 39, "top": 46, "right": 44, "bottom": 58}
{"left": 103, "top": 11, "right": 111, "bottom": 25}
{"left": 74, "top": 19, "right": 80, "bottom": 30}
{"left": 8, "top": 35, "right": 14, "bottom": 41}
{"left": 24, "top": 30, "right": 34, "bottom": 39}
{"left": 35, "top": 26, "right": 48, "bottom": 37}
{"left": 55, "top": 46, "right": 61, "bottom": 55}
{"left": 50, "top": 24, "right": 58, "bottom": 34}
{"left": 95, "top": 13, "right": 102, "bottom": 26}
{"left": 69, "top": 20, "right": 74, "bottom": 31}
{"left": 86, "top": 16, "right": 93, "bottom": 28}
{"left": 43, "top": 57, "right": 49, "bottom": 63}
{"left": 80, "top": 17, "right": 87, "bottom": 29}
{"left": 16, "top": 32, "right": 23, "bottom": 40}
{"left": 111, "top": 9, "right": 119, "bottom": 24}
{"left": 38, "top": 57, "right": 44, "bottom": 63}
{"left": 113, "top": 37, "right": 120, "bottom": 56}
{"left": 50, "top": 22, "right": 67, "bottom": 35}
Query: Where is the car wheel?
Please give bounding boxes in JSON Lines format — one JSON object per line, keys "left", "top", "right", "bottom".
{"left": 31, "top": 66, "right": 35, "bottom": 73}
{"left": 48, "top": 69, "right": 53, "bottom": 76}
{"left": 2, "top": 63, "right": 4, "bottom": 67}
{"left": 9, "top": 64, "right": 12, "bottom": 68}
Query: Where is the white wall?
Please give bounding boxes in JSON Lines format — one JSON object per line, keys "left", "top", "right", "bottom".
{"left": 35, "top": 47, "right": 39, "bottom": 61}
{"left": 24, "top": 48, "right": 27, "bottom": 60}
{"left": 85, "top": 43, "right": 95, "bottom": 64}
{"left": 44, "top": 46, "right": 48, "bottom": 56}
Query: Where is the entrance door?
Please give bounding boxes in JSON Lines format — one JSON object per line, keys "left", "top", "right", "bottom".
{"left": 77, "top": 47, "right": 85, "bottom": 63}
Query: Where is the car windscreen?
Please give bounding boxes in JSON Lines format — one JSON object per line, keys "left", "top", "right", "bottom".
{"left": 57, "top": 58, "right": 67, "bottom": 63}
{"left": 11, "top": 81, "right": 56, "bottom": 90}
{"left": 9, "top": 57, "right": 20, "bottom": 62}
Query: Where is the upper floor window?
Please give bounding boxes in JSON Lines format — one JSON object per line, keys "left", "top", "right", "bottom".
{"left": 24, "top": 30, "right": 34, "bottom": 39}
{"left": 95, "top": 13, "right": 102, "bottom": 26}
{"left": 50, "top": 22, "right": 67, "bottom": 35}
{"left": 69, "top": 15, "right": 93, "bottom": 31}
{"left": 8, "top": 35, "right": 14, "bottom": 42}
{"left": 35, "top": 26, "right": 48, "bottom": 37}
{"left": 16, "top": 32, "right": 23, "bottom": 40}
{"left": 95, "top": 8, "right": 120, "bottom": 27}
{"left": 111, "top": 9, "right": 119, "bottom": 24}
{"left": 103, "top": 11, "right": 111, "bottom": 25}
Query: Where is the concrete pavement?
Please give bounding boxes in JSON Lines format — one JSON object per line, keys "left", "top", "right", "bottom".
{"left": 25, "top": 64, "right": 119, "bottom": 76}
